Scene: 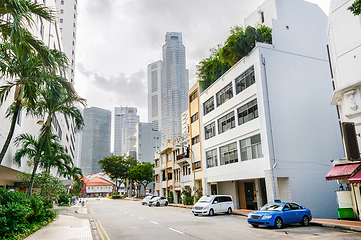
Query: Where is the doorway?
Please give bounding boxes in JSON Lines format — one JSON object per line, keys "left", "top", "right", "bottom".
{"left": 245, "top": 182, "right": 255, "bottom": 210}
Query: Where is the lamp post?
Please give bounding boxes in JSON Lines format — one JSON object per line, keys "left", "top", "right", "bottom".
{"left": 188, "top": 146, "right": 197, "bottom": 205}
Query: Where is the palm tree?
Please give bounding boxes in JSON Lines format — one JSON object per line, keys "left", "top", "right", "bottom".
{"left": 0, "top": 44, "right": 69, "bottom": 164}
{"left": 0, "top": 0, "right": 56, "bottom": 62}
{"left": 21, "top": 78, "right": 85, "bottom": 198}
{"left": 13, "top": 133, "right": 75, "bottom": 199}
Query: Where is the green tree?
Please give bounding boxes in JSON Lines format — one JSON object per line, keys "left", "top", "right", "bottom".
{"left": 348, "top": 0, "right": 361, "bottom": 15}
{"left": 17, "top": 171, "right": 66, "bottom": 208}
{"left": 128, "top": 162, "right": 154, "bottom": 197}
{"left": 0, "top": 44, "right": 69, "bottom": 164}
{"left": 197, "top": 25, "right": 272, "bottom": 90}
{"left": 0, "top": 0, "right": 56, "bottom": 62}
{"left": 99, "top": 155, "right": 138, "bottom": 194}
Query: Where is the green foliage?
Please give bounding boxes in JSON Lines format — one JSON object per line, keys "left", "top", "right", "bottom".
{"left": 348, "top": 0, "right": 361, "bottom": 15}
{"left": 0, "top": 188, "right": 57, "bottom": 239}
{"left": 197, "top": 25, "right": 272, "bottom": 90}
{"left": 17, "top": 171, "right": 66, "bottom": 208}
{"left": 99, "top": 155, "right": 138, "bottom": 193}
{"left": 183, "top": 196, "right": 194, "bottom": 205}
{"left": 58, "top": 194, "right": 71, "bottom": 204}
{"left": 128, "top": 161, "right": 154, "bottom": 196}
{"left": 110, "top": 195, "right": 124, "bottom": 199}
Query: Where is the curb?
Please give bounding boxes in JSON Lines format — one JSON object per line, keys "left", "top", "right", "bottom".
{"left": 89, "top": 219, "right": 99, "bottom": 240}
{"left": 310, "top": 222, "right": 361, "bottom": 232}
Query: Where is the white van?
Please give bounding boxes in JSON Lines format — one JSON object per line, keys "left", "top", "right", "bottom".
{"left": 192, "top": 195, "right": 234, "bottom": 216}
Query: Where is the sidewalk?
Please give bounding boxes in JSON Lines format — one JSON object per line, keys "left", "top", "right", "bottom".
{"left": 25, "top": 202, "right": 94, "bottom": 240}
{"left": 169, "top": 204, "right": 361, "bottom": 232}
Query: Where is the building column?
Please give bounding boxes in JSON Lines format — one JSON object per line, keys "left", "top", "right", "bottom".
{"left": 255, "top": 179, "right": 263, "bottom": 209}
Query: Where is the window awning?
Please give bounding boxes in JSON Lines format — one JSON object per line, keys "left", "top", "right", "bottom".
{"left": 349, "top": 169, "right": 361, "bottom": 183}
{"left": 325, "top": 163, "right": 361, "bottom": 180}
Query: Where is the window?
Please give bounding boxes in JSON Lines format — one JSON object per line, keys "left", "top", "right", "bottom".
{"left": 240, "top": 134, "right": 262, "bottom": 161}
{"left": 60, "top": 18, "right": 63, "bottom": 23}
{"left": 192, "top": 135, "right": 199, "bottom": 145}
{"left": 162, "top": 171, "right": 166, "bottom": 181}
{"left": 220, "top": 142, "right": 238, "bottom": 165}
{"left": 218, "top": 111, "right": 235, "bottom": 134}
{"left": 61, "top": 0, "right": 64, "bottom": 4}
{"left": 190, "top": 90, "right": 197, "bottom": 102}
{"left": 167, "top": 153, "right": 172, "bottom": 161}
{"left": 206, "top": 149, "right": 218, "bottom": 168}
{"left": 203, "top": 96, "right": 214, "bottom": 115}
{"left": 194, "top": 161, "right": 201, "bottom": 170}
{"left": 216, "top": 82, "right": 233, "bottom": 107}
{"left": 237, "top": 99, "right": 258, "bottom": 125}
{"left": 167, "top": 172, "right": 172, "bottom": 180}
{"left": 235, "top": 66, "right": 255, "bottom": 94}
{"left": 191, "top": 113, "right": 198, "bottom": 123}
{"left": 60, "top": 9, "right": 64, "bottom": 14}
{"left": 205, "top": 122, "right": 215, "bottom": 140}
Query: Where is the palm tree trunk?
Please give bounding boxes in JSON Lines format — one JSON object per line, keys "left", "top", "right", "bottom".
{"left": 0, "top": 100, "right": 21, "bottom": 164}
{"left": 26, "top": 123, "right": 51, "bottom": 199}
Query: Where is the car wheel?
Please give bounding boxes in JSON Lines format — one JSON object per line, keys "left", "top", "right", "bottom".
{"left": 227, "top": 208, "right": 232, "bottom": 214}
{"left": 194, "top": 214, "right": 198, "bottom": 216}
{"left": 251, "top": 224, "right": 258, "bottom": 228}
{"left": 275, "top": 217, "right": 283, "bottom": 229}
{"left": 148, "top": 205, "right": 151, "bottom": 207}
{"left": 165, "top": 201, "right": 168, "bottom": 206}
{"left": 156, "top": 202, "right": 160, "bottom": 207}
{"left": 209, "top": 209, "right": 214, "bottom": 216}
{"left": 301, "top": 216, "right": 309, "bottom": 226}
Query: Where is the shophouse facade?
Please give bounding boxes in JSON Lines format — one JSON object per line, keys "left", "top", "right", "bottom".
{"left": 325, "top": 0, "right": 361, "bottom": 219}
{"left": 198, "top": 0, "right": 344, "bottom": 218}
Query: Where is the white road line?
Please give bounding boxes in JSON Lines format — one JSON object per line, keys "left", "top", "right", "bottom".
{"left": 124, "top": 211, "right": 128, "bottom": 213}
{"left": 139, "top": 217, "right": 144, "bottom": 220}
{"left": 169, "top": 228, "right": 184, "bottom": 234}
{"left": 150, "top": 221, "right": 159, "bottom": 225}
{"left": 130, "top": 214, "right": 135, "bottom": 216}
{"left": 119, "top": 209, "right": 122, "bottom": 211}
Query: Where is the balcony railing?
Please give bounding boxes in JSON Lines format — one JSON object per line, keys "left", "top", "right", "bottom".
{"left": 176, "top": 153, "right": 190, "bottom": 164}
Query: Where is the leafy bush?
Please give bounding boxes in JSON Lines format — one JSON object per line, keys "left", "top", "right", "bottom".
{"left": 197, "top": 25, "right": 272, "bottom": 90}
{"left": 111, "top": 195, "right": 124, "bottom": 199}
{"left": 58, "top": 194, "right": 71, "bottom": 204}
{"left": 0, "top": 188, "right": 57, "bottom": 239}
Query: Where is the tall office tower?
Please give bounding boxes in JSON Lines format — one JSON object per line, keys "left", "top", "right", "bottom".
{"left": 147, "top": 60, "right": 162, "bottom": 131}
{"left": 56, "top": 0, "right": 77, "bottom": 83}
{"left": 148, "top": 32, "right": 189, "bottom": 145}
{"left": 134, "top": 122, "right": 161, "bottom": 162}
{"left": 80, "top": 107, "right": 111, "bottom": 175}
{"left": 114, "top": 107, "right": 140, "bottom": 156}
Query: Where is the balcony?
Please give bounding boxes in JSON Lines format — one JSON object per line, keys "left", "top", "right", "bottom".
{"left": 176, "top": 153, "right": 190, "bottom": 165}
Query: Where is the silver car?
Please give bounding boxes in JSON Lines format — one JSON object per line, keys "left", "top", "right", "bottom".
{"left": 148, "top": 196, "right": 168, "bottom": 207}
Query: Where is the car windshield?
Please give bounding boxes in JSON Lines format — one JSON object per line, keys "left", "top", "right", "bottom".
{"left": 144, "top": 196, "right": 152, "bottom": 200}
{"left": 152, "top": 197, "right": 160, "bottom": 201}
{"left": 260, "top": 203, "right": 284, "bottom": 211}
{"left": 198, "top": 196, "right": 213, "bottom": 203}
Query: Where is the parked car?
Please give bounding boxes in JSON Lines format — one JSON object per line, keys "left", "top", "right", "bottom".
{"left": 247, "top": 200, "right": 312, "bottom": 229}
{"left": 192, "top": 195, "right": 234, "bottom": 216}
{"left": 141, "top": 195, "right": 155, "bottom": 205}
{"left": 148, "top": 196, "right": 168, "bottom": 207}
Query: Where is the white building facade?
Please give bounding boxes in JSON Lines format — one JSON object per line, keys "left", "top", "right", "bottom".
{"left": 134, "top": 122, "right": 161, "bottom": 163}
{"left": 326, "top": 0, "right": 361, "bottom": 219}
{"left": 147, "top": 60, "right": 162, "bottom": 131}
{"left": 114, "top": 106, "right": 140, "bottom": 156}
{"left": 198, "top": 0, "right": 344, "bottom": 218}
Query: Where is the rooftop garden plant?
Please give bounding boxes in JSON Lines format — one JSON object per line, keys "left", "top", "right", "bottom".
{"left": 197, "top": 25, "right": 272, "bottom": 90}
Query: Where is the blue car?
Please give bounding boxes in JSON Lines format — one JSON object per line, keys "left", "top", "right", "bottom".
{"left": 247, "top": 200, "right": 312, "bottom": 229}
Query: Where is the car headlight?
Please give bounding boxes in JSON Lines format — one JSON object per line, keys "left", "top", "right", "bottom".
{"left": 261, "top": 215, "right": 272, "bottom": 220}
{"left": 247, "top": 214, "right": 252, "bottom": 218}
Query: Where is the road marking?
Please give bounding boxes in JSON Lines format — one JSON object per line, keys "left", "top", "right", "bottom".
{"left": 303, "top": 232, "right": 357, "bottom": 239}
{"left": 97, "top": 220, "right": 111, "bottom": 240}
{"left": 150, "top": 221, "right": 159, "bottom": 225}
{"left": 139, "top": 217, "right": 144, "bottom": 220}
{"left": 124, "top": 211, "right": 128, "bottom": 213}
{"left": 119, "top": 209, "right": 122, "bottom": 211}
{"left": 94, "top": 220, "right": 105, "bottom": 240}
{"left": 169, "top": 228, "right": 184, "bottom": 234}
{"left": 130, "top": 214, "right": 135, "bottom": 216}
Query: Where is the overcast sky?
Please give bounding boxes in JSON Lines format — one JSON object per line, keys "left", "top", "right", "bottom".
{"left": 74, "top": 0, "right": 330, "bottom": 149}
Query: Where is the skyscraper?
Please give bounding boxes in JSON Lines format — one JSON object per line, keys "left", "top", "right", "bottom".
{"left": 147, "top": 60, "right": 162, "bottom": 131}
{"left": 56, "top": 0, "right": 77, "bottom": 83}
{"left": 80, "top": 107, "right": 111, "bottom": 175}
{"left": 114, "top": 106, "right": 140, "bottom": 156}
{"left": 148, "top": 32, "right": 189, "bottom": 145}
{"left": 134, "top": 122, "right": 161, "bottom": 162}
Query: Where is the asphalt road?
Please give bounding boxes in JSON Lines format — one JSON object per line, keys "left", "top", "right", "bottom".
{"left": 87, "top": 198, "right": 361, "bottom": 240}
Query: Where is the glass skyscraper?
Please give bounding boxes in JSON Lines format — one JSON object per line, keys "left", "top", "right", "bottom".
{"left": 148, "top": 32, "right": 189, "bottom": 145}
{"left": 80, "top": 107, "right": 111, "bottom": 175}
